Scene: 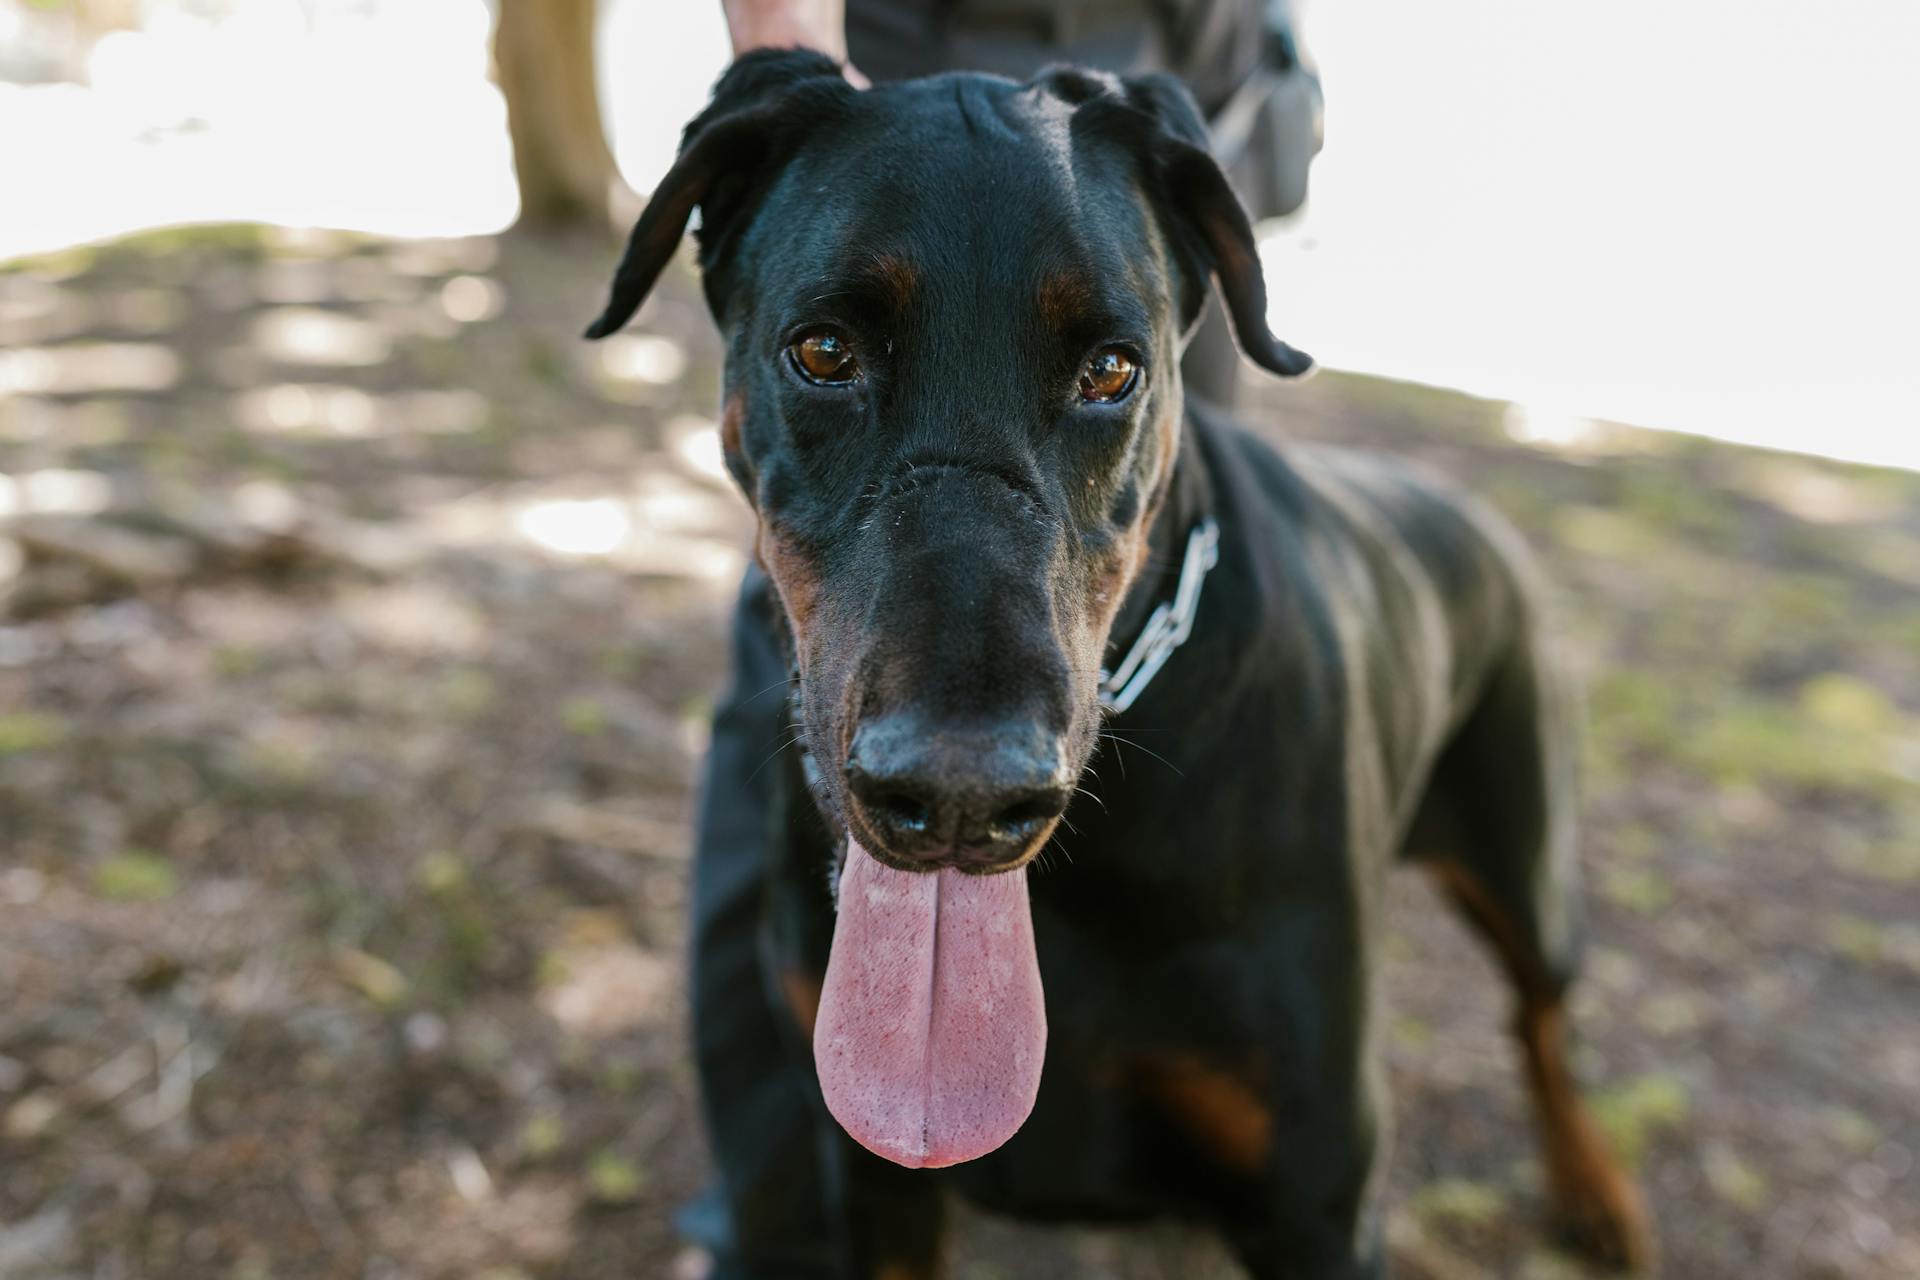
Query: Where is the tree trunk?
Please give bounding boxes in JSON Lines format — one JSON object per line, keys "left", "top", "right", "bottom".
{"left": 494, "top": 0, "right": 620, "bottom": 232}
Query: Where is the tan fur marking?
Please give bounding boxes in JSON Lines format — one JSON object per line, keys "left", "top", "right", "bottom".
{"left": 1037, "top": 270, "right": 1095, "bottom": 330}
{"left": 1427, "top": 861, "right": 1655, "bottom": 1269}
{"left": 1427, "top": 860, "right": 1550, "bottom": 996}
{"left": 1139, "top": 1054, "right": 1272, "bottom": 1176}
{"left": 720, "top": 388, "right": 745, "bottom": 460}
{"left": 1519, "top": 998, "right": 1657, "bottom": 1271}
{"left": 778, "top": 969, "right": 821, "bottom": 1039}
{"left": 756, "top": 522, "right": 823, "bottom": 643}
{"left": 862, "top": 253, "right": 919, "bottom": 312}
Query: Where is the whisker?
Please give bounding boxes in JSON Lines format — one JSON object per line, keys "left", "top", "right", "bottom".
{"left": 741, "top": 672, "right": 800, "bottom": 704}
{"left": 746, "top": 733, "right": 805, "bottom": 782}
{"left": 1097, "top": 731, "right": 1184, "bottom": 778}
{"left": 1072, "top": 785, "right": 1106, "bottom": 813}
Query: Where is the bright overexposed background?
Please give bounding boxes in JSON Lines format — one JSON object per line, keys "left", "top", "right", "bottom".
{"left": 1, "top": 0, "right": 1915, "bottom": 469}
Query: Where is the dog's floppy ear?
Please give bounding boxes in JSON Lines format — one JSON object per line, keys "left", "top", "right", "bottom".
{"left": 584, "top": 49, "right": 852, "bottom": 339}
{"left": 1107, "top": 72, "right": 1313, "bottom": 378}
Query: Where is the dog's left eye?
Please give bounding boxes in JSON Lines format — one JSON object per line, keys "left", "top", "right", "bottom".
{"left": 1079, "top": 347, "right": 1139, "bottom": 403}
{"left": 789, "top": 329, "right": 862, "bottom": 385}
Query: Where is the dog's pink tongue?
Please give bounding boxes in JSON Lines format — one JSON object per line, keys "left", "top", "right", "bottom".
{"left": 814, "top": 838, "right": 1046, "bottom": 1169}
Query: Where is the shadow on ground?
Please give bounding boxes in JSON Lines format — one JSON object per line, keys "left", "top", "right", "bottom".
{"left": 1, "top": 225, "right": 1916, "bottom": 1279}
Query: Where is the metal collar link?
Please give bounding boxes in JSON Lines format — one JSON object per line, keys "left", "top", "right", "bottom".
{"left": 1099, "top": 518, "right": 1220, "bottom": 714}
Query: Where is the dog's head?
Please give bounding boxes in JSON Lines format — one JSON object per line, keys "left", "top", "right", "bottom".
{"left": 588, "top": 50, "right": 1308, "bottom": 877}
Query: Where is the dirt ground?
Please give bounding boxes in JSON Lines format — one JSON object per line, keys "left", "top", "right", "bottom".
{"left": 2, "top": 225, "right": 1916, "bottom": 1279}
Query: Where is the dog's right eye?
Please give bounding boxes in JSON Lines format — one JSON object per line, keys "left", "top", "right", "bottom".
{"left": 788, "top": 329, "right": 862, "bottom": 386}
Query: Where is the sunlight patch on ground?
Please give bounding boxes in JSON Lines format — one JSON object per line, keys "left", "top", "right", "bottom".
{"left": 451, "top": 480, "right": 747, "bottom": 582}
{"left": 229, "top": 479, "right": 302, "bottom": 533}
{"left": 516, "top": 498, "right": 631, "bottom": 558}
{"left": 0, "top": 469, "right": 114, "bottom": 517}
{"left": 539, "top": 938, "right": 672, "bottom": 1038}
{"left": 667, "top": 415, "right": 732, "bottom": 487}
{"left": 0, "top": 344, "right": 180, "bottom": 395}
{"left": 1502, "top": 401, "right": 1604, "bottom": 452}
{"left": 438, "top": 274, "right": 504, "bottom": 324}
{"left": 1738, "top": 460, "right": 1905, "bottom": 526}
{"left": 250, "top": 308, "right": 391, "bottom": 367}
{"left": 234, "top": 383, "right": 376, "bottom": 436}
{"left": 0, "top": 278, "right": 89, "bottom": 346}
{"left": 596, "top": 334, "right": 689, "bottom": 387}
{"left": 231, "top": 384, "right": 488, "bottom": 437}
{"left": 336, "top": 582, "right": 488, "bottom": 656}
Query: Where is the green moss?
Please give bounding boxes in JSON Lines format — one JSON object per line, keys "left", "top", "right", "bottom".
{"left": 438, "top": 667, "right": 497, "bottom": 718}
{"left": 1553, "top": 506, "right": 1673, "bottom": 564}
{"left": 93, "top": 851, "right": 179, "bottom": 902}
{"left": 1587, "top": 670, "right": 1683, "bottom": 757}
{"left": 1830, "top": 838, "right": 1920, "bottom": 884}
{"left": 1479, "top": 474, "right": 1555, "bottom": 537}
{"left": 586, "top": 1150, "right": 646, "bottom": 1203}
{"left": 415, "top": 850, "right": 469, "bottom": 895}
{"left": 0, "top": 243, "right": 95, "bottom": 277}
{"left": 1821, "top": 914, "right": 1886, "bottom": 965}
{"left": 1675, "top": 674, "right": 1911, "bottom": 799}
{"left": 1818, "top": 1105, "right": 1879, "bottom": 1154}
{"left": 112, "top": 222, "right": 274, "bottom": 259}
{"left": 1413, "top": 1178, "right": 1507, "bottom": 1227}
{"left": 520, "top": 1111, "right": 567, "bottom": 1161}
{"left": 598, "top": 1058, "right": 643, "bottom": 1096}
{"left": 561, "top": 696, "right": 609, "bottom": 737}
{"left": 1516, "top": 1248, "right": 1591, "bottom": 1280}
{"left": 0, "top": 712, "right": 68, "bottom": 756}
{"left": 1616, "top": 466, "right": 1738, "bottom": 547}
{"left": 1799, "top": 673, "right": 1897, "bottom": 735}
{"left": 523, "top": 337, "right": 567, "bottom": 386}
{"left": 1703, "top": 1143, "right": 1769, "bottom": 1211}
{"left": 332, "top": 946, "right": 408, "bottom": 1008}
{"left": 1591, "top": 1073, "right": 1690, "bottom": 1167}
{"left": 1600, "top": 866, "right": 1672, "bottom": 914}
{"left": 212, "top": 646, "right": 263, "bottom": 679}
{"left": 1757, "top": 575, "right": 1854, "bottom": 633}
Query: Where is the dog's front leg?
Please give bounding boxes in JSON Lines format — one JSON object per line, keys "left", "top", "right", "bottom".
{"left": 1137, "top": 914, "right": 1389, "bottom": 1280}
{"left": 1218, "top": 1048, "right": 1387, "bottom": 1280}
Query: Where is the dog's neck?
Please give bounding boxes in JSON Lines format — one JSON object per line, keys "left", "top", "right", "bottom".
{"left": 1106, "top": 409, "right": 1215, "bottom": 658}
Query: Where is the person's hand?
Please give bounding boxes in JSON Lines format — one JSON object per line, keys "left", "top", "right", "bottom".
{"left": 721, "top": 0, "right": 869, "bottom": 87}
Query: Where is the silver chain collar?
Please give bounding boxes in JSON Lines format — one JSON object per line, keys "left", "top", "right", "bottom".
{"left": 1098, "top": 518, "right": 1220, "bottom": 714}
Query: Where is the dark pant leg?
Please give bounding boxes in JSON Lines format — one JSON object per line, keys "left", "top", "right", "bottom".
{"left": 1181, "top": 292, "right": 1243, "bottom": 410}
{"left": 684, "top": 567, "right": 841, "bottom": 1278}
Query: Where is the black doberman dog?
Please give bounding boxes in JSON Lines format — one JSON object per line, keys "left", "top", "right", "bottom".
{"left": 587, "top": 49, "right": 1652, "bottom": 1279}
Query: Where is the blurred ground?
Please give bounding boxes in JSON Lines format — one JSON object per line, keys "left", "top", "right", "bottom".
{"left": 1, "top": 226, "right": 1917, "bottom": 1279}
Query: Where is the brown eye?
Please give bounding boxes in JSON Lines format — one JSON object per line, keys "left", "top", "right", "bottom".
{"left": 1079, "top": 347, "right": 1139, "bottom": 402}
{"left": 789, "top": 329, "right": 860, "bottom": 385}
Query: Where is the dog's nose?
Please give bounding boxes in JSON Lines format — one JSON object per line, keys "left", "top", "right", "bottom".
{"left": 845, "top": 714, "right": 1071, "bottom": 869}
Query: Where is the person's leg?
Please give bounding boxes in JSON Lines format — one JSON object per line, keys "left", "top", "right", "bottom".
{"left": 1181, "top": 292, "right": 1243, "bottom": 410}
{"left": 682, "top": 567, "right": 843, "bottom": 1278}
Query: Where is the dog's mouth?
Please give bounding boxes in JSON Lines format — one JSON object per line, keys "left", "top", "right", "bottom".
{"left": 813, "top": 833, "right": 1048, "bottom": 1169}
{"left": 797, "top": 678, "right": 1086, "bottom": 1170}
{"left": 840, "top": 808, "right": 1053, "bottom": 878}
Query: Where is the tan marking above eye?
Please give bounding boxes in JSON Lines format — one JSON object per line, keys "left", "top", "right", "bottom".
{"left": 790, "top": 329, "right": 860, "bottom": 384}
{"left": 1080, "top": 347, "right": 1138, "bottom": 402}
